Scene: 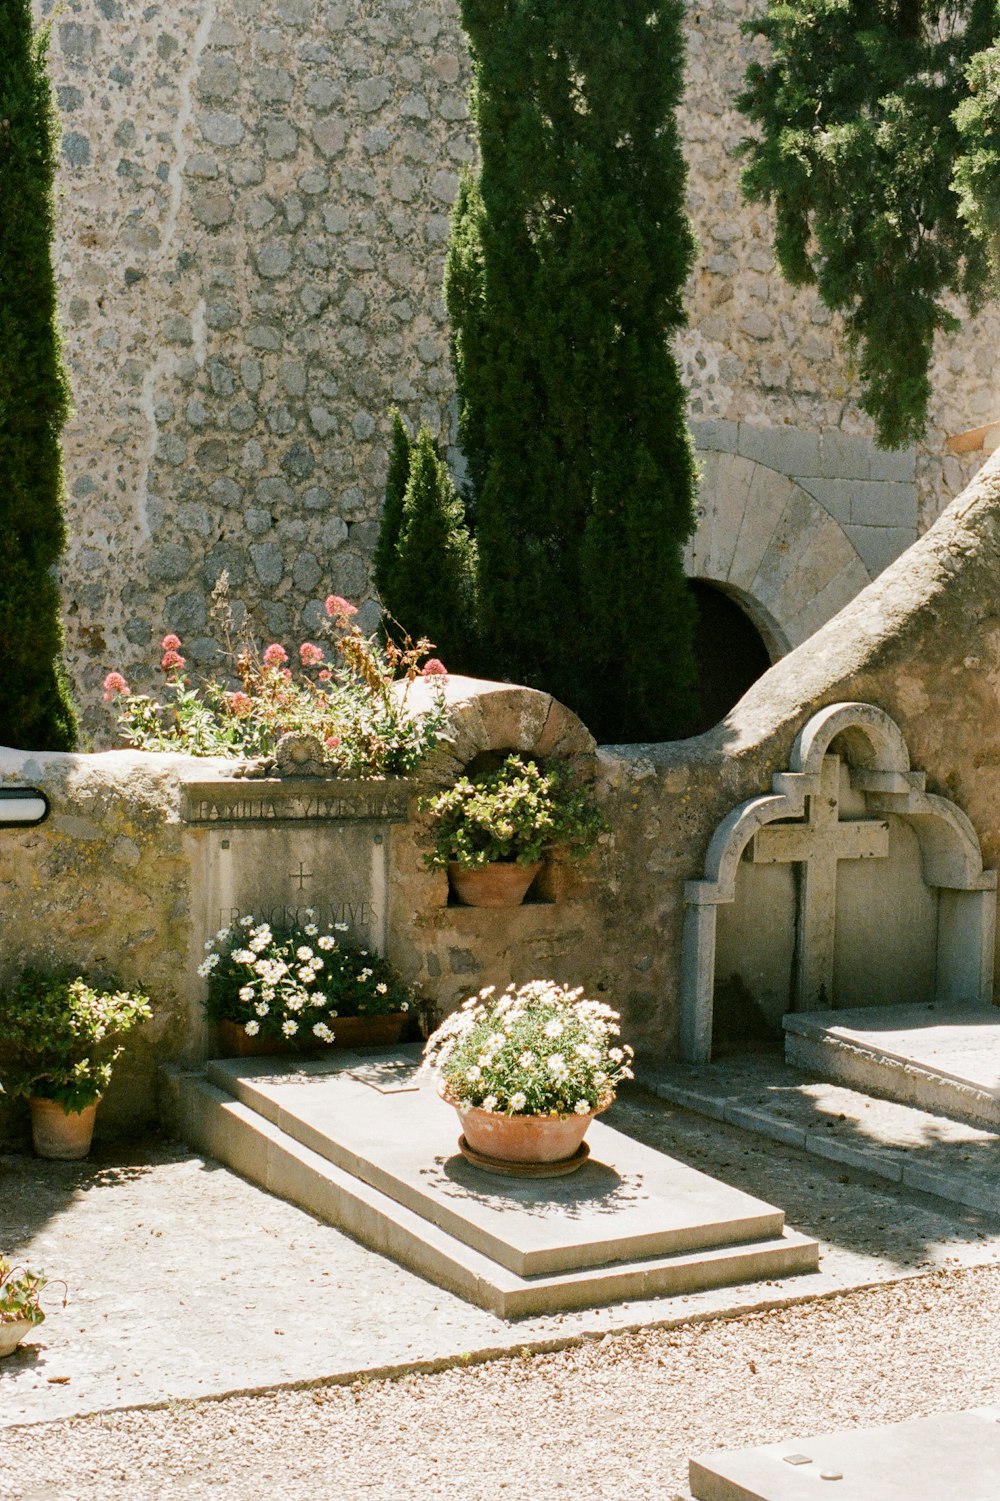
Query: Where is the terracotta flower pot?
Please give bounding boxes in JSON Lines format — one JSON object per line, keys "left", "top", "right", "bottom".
{"left": 216, "top": 1012, "right": 410, "bottom": 1058}
{"left": 452, "top": 1101, "right": 596, "bottom": 1163}
{"left": 0, "top": 1320, "right": 35, "bottom": 1359}
{"left": 446, "top": 860, "right": 543, "bottom": 908}
{"left": 29, "top": 1097, "right": 98, "bottom": 1161}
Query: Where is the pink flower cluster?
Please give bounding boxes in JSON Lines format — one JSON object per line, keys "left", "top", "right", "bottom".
{"left": 160, "top": 633, "right": 186, "bottom": 673}
{"left": 325, "top": 595, "right": 357, "bottom": 623}
{"left": 102, "top": 671, "right": 129, "bottom": 702}
{"left": 421, "top": 658, "right": 448, "bottom": 678}
{"left": 262, "top": 643, "right": 288, "bottom": 668}
{"left": 299, "top": 641, "right": 324, "bottom": 666}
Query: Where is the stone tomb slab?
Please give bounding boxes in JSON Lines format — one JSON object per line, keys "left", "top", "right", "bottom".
{"left": 783, "top": 1002, "right": 1000, "bottom": 1127}
{"left": 689, "top": 1405, "right": 1000, "bottom": 1501}
{"left": 204, "top": 1050, "right": 815, "bottom": 1283}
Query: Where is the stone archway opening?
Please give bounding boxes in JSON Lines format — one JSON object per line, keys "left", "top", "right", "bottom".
{"left": 687, "top": 579, "right": 776, "bottom": 735}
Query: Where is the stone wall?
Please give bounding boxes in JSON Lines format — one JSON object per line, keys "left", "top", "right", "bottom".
{"left": 6, "top": 434, "right": 1000, "bottom": 1144}
{"left": 42, "top": 0, "right": 1000, "bottom": 738}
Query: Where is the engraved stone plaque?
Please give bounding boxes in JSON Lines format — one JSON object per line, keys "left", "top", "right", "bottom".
{"left": 184, "top": 778, "right": 410, "bottom": 961}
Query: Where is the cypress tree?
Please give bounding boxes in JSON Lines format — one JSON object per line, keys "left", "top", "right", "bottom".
{"left": 373, "top": 408, "right": 411, "bottom": 607}
{"left": 446, "top": 0, "right": 698, "bottom": 742}
{"left": 0, "top": 1, "right": 77, "bottom": 749}
{"left": 386, "top": 426, "right": 476, "bottom": 666}
{"left": 738, "top": 0, "right": 1000, "bottom": 449}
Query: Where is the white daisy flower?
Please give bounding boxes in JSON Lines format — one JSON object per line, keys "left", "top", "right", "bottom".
{"left": 304, "top": 923, "right": 319, "bottom": 936}
{"left": 574, "top": 1100, "right": 591, "bottom": 1115}
{"left": 518, "top": 1050, "right": 536, "bottom": 1067}
{"left": 375, "top": 982, "right": 388, "bottom": 994}
{"left": 318, "top": 935, "right": 335, "bottom": 950}
{"left": 335, "top": 922, "right": 350, "bottom": 932}
{"left": 244, "top": 1020, "right": 260, "bottom": 1036}
{"left": 466, "top": 1065, "right": 482, "bottom": 1082}
{"left": 482, "top": 1096, "right": 498, "bottom": 1112}
{"left": 282, "top": 1019, "right": 298, "bottom": 1036}
{"left": 238, "top": 985, "right": 255, "bottom": 1002}
{"left": 296, "top": 946, "right": 313, "bottom": 962}
{"left": 255, "top": 1002, "right": 270, "bottom": 1017}
{"left": 544, "top": 1019, "right": 563, "bottom": 1038}
{"left": 510, "top": 1091, "right": 526, "bottom": 1111}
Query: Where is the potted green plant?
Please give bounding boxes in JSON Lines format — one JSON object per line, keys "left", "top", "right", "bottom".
{"left": 0, "top": 972, "right": 152, "bottom": 1160}
{"left": 0, "top": 1256, "right": 65, "bottom": 1358}
{"left": 422, "top": 754, "right": 606, "bottom": 907}
{"left": 202, "top": 910, "right": 413, "bottom": 1056}
{"left": 422, "top": 980, "right": 634, "bottom": 1172}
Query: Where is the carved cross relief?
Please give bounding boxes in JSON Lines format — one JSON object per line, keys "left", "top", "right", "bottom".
{"left": 750, "top": 755, "right": 890, "bottom": 1010}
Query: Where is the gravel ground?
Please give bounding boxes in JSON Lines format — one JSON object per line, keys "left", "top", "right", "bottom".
{"left": 3, "top": 1262, "right": 1000, "bottom": 1501}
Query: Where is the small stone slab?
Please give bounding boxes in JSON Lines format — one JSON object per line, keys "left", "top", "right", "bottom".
{"left": 784, "top": 1003, "right": 1000, "bottom": 1128}
{"left": 690, "top": 1405, "right": 1000, "bottom": 1500}
{"left": 206, "top": 1049, "right": 793, "bottom": 1280}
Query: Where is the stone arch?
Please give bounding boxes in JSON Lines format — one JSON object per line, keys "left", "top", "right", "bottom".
{"left": 408, "top": 675, "right": 597, "bottom": 787}
{"left": 679, "top": 702, "right": 997, "bottom": 1061}
{"left": 684, "top": 451, "right": 872, "bottom": 654}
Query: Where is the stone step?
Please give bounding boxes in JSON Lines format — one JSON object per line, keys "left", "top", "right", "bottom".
{"left": 643, "top": 1051, "right": 1000, "bottom": 1216}
{"left": 175, "top": 1052, "right": 818, "bottom": 1319}
{"left": 688, "top": 1404, "right": 1000, "bottom": 1501}
{"left": 783, "top": 1002, "right": 1000, "bottom": 1131}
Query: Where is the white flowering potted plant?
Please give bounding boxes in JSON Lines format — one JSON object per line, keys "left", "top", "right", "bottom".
{"left": 422, "top": 980, "right": 634, "bottom": 1171}
{"left": 0, "top": 1256, "right": 66, "bottom": 1359}
{"left": 201, "top": 910, "right": 412, "bottom": 1056}
{"left": 0, "top": 971, "right": 152, "bottom": 1160}
{"left": 422, "top": 754, "right": 606, "bottom": 908}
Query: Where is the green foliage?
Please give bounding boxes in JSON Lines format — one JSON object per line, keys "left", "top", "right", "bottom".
{"left": 0, "top": 2, "right": 77, "bottom": 749}
{"left": 954, "top": 41, "right": 1000, "bottom": 276}
{"left": 202, "top": 913, "right": 412, "bottom": 1044}
{"left": 105, "top": 592, "right": 449, "bottom": 777}
{"left": 0, "top": 1258, "right": 49, "bottom": 1328}
{"left": 0, "top": 972, "right": 152, "bottom": 1111}
{"left": 382, "top": 425, "right": 477, "bottom": 668}
{"left": 373, "top": 408, "right": 412, "bottom": 604}
{"left": 423, "top": 980, "right": 634, "bottom": 1116}
{"left": 445, "top": 0, "right": 699, "bottom": 741}
{"left": 422, "top": 753, "right": 606, "bottom": 870}
{"left": 738, "top": 0, "right": 1000, "bottom": 449}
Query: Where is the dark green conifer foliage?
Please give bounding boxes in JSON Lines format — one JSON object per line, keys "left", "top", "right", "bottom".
{"left": 373, "top": 408, "right": 411, "bottom": 606}
{"left": 446, "top": 0, "right": 699, "bottom": 743}
{"left": 387, "top": 426, "right": 476, "bottom": 667}
{"left": 0, "top": 2, "right": 77, "bottom": 749}
{"left": 738, "top": 0, "right": 1000, "bottom": 449}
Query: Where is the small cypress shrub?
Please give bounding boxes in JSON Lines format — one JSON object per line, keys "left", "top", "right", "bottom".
{"left": 0, "top": 2, "right": 77, "bottom": 749}
{"left": 386, "top": 426, "right": 476, "bottom": 667}
{"left": 373, "top": 408, "right": 411, "bottom": 606}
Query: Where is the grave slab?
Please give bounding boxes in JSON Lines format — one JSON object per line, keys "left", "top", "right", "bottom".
{"left": 178, "top": 1048, "right": 818, "bottom": 1316}
{"left": 689, "top": 1405, "right": 1000, "bottom": 1501}
{"left": 784, "top": 1002, "right": 1000, "bottom": 1128}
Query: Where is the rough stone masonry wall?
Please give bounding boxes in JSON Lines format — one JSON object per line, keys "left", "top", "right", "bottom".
{"left": 42, "top": 0, "right": 1000, "bottom": 740}
{"left": 4, "top": 449, "right": 1000, "bottom": 1144}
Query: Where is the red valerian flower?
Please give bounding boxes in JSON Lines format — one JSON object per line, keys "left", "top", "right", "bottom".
{"left": 161, "top": 633, "right": 181, "bottom": 652}
{"left": 324, "top": 735, "right": 341, "bottom": 750}
{"left": 161, "top": 650, "right": 186, "bottom": 672}
{"left": 325, "top": 595, "right": 357, "bottom": 621}
{"left": 226, "top": 691, "right": 252, "bottom": 716}
{"left": 102, "top": 671, "right": 130, "bottom": 701}
{"left": 299, "top": 641, "right": 324, "bottom": 666}
{"left": 421, "top": 658, "right": 448, "bottom": 678}
{"left": 262, "top": 643, "right": 289, "bottom": 668}
{"left": 318, "top": 668, "right": 332, "bottom": 682}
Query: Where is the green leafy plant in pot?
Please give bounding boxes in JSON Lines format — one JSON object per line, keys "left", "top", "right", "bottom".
{"left": 0, "top": 1256, "right": 66, "bottom": 1358}
{"left": 421, "top": 754, "right": 606, "bottom": 907}
{"left": 0, "top": 971, "right": 152, "bottom": 1159}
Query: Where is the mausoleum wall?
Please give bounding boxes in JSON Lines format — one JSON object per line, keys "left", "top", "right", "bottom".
{"left": 4, "top": 448, "right": 1000, "bottom": 1141}
{"left": 43, "top": 0, "right": 1000, "bottom": 737}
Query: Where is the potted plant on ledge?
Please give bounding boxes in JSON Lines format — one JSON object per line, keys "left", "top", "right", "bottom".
{"left": 0, "top": 1256, "right": 65, "bottom": 1358}
{"left": 422, "top": 754, "right": 606, "bottom": 907}
{"left": 0, "top": 971, "right": 152, "bottom": 1159}
{"left": 422, "top": 979, "right": 634, "bottom": 1174}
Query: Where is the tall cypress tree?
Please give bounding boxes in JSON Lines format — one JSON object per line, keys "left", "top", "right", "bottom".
{"left": 446, "top": 0, "right": 698, "bottom": 743}
{"left": 373, "top": 408, "right": 411, "bottom": 607}
{"left": 0, "top": 2, "right": 77, "bottom": 749}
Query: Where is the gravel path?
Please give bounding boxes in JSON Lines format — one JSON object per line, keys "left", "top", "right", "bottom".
{"left": 3, "top": 1262, "right": 1000, "bottom": 1501}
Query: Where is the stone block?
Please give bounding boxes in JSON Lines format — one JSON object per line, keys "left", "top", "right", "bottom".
{"left": 818, "top": 429, "right": 872, "bottom": 480}
{"left": 847, "top": 480, "right": 917, "bottom": 529}
{"left": 797, "top": 477, "right": 851, "bottom": 527}
{"left": 736, "top": 423, "right": 821, "bottom": 479}
{"left": 726, "top": 464, "right": 792, "bottom": 592}
{"left": 844, "top": 525, "right": 917, "bottom": 578}
{"left": 692, "top": 418, "right": 739, "bottom": 455}
{"left": 868, "top": 443, "right": 916, "bottom": 482}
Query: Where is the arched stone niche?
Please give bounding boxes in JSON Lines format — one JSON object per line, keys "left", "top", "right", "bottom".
{"left": 409, "top": 675, "right": 597, "bottom": 784}
{"left": 679, "top": 703, "right": 998, "bottom": 1062}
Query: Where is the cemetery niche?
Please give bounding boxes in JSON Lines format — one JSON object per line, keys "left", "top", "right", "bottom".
{"left": 680, "top": 702, "right": 998, "bottom": 1063}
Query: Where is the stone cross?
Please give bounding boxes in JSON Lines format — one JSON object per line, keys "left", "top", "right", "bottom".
{"left": 751, "top": 755, "right": 889, "bottom": 1010}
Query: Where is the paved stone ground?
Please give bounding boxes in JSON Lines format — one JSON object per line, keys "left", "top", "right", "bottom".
{"left": 3, "top": 1085, "right": 1000, "bottom": 1433}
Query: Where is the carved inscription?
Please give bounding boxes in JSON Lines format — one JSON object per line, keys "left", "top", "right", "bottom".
{"left": 184, "top": 789, "right": 408, "bottom": 824}
{"left": 217, "top": 900, "right": 377, "bottom": 933}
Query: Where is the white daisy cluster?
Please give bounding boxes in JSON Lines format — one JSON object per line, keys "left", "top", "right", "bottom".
{"left": 422, "top": 979, "right": 634, "bottom": 1118}
{"left": 201, "top": 908, "right": 412, "bottom": 1043}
